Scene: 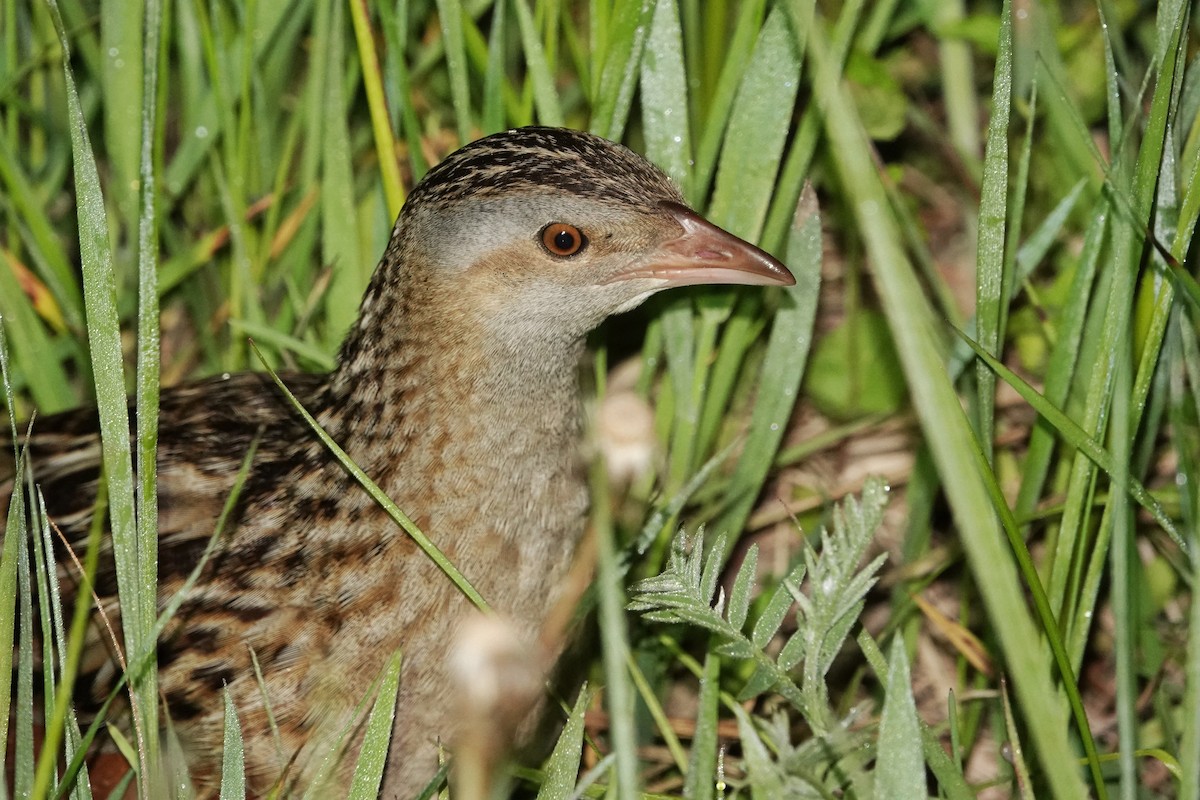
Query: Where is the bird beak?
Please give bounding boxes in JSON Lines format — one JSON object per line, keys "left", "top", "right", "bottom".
{"left": 607, "top": 201, "right": 795, "bottom": 288}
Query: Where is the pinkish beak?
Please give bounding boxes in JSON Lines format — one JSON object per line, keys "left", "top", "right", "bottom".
{"left": 608, "top": 201, "right": 795, "bottom": 288}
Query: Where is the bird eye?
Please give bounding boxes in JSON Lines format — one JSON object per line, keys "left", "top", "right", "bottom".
{"left": 540, "top": 223, "right": 587, "bottom": 257}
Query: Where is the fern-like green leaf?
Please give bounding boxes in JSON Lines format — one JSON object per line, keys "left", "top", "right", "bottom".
{"left": 697, "top": 532, "right": 725, "bottom": 606}
{"left": 751, "top": 564, "right": 805, "bottom": 649}
{"left": 726, "top": 544, "right": 758, "bottom": 631}
{"left": 631, "top": 479, "right": 891, "bottom": 731}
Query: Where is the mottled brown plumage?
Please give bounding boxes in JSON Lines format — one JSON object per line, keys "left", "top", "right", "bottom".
{"left": 2, "top": 127, "right": 793, "bottom": 796}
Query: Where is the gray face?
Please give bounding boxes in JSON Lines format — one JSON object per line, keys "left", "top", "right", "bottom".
{"left": 333, "top": 125, "right": 792, "bottom": 398}
{"left": 339, "top": 126, "right": 790, "bottom": 372}
{"left": 405, "top": 192, "right": 685, "bottom": 340}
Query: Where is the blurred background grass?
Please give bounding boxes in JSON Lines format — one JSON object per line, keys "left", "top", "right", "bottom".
{"left": 1, "top": 0, "right": 1198, "bottom": 797}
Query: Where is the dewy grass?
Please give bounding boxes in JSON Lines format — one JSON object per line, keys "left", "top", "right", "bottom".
{"left": 3, "top": 1, "right": 1198, "bottom": 798}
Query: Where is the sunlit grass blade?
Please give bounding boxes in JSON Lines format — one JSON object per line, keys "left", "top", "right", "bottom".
{"left": 349, "top": 0, "right": 405, "bottom": 219}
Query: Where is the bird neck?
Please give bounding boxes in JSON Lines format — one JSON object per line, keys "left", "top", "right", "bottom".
{"left": 316, "top": 309, "right": 591, "bottom": 617}
{"left": 318, "top": 302, "right": 590, "bottom": 503}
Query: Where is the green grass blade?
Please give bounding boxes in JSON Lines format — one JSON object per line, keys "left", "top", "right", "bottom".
{"left": 0, "top": 135, "right": 86, "bottom": 331}
{"left": 807, "top": 7, "right": 1087, "bottom": 795}
{"left": 480, "top": 0, "right": 508, "bottom": 133}
{"left": 348, "top": 650, "right": 403, "bottom": 799}
{"left": 250, "top": 342, "right": 490, "bottom": 612}
{"left": 972, "top": 1, "right": 1012, "bottom": 464}
{"left": 709, "top": 186, "right": 820, "bottom": 550}
{"left": 933, "top": 0, "right": 980, "bottom": 174}
{"left": 682, "top": 651, "right": 720, "bottom": 800}
{"left": 684, "top": 4, "right": 803, "bottom": 489}
{"left": 689, "top": 0, "right": 768, "bottom": 205}
{"left": 759, "top": 0, "right": 856, "bottom": 256}
{"left": 1054, "top": 0, "right": 1187, "bottom": 672}
{"left": 0, "top": 248, "right": 74, "bottom": 412}
{"left": 350, "top": 0, "right": 405, "bottom": 219}
{"left": 638, "top": 0, "right": 691, "bottom": 193}
{"left": 0, "top": 321, "right": 24, "bottom": 790}
{"left": 1179, "top": 321, "right": 1200, "bottom": 799}
{"left": 219, "top": 687, "right": 246, "bottom": 800}
{"left": 876, "top": 638, "right": 924, "bottom": 800}
{"left": 534, "top": 684, "right": 593, "bottom": 800}
{"left": 44, "top": 0, "right": 154, "bottom": 791}
{"left": 13, "top": 489, "right": 34, "bottom": 798}
{"left": 960, "top": 331, "right": 1181, "bottom": 546}
{"left": 435, "top": 0, "right": 473, "bottom": 142}
{"left": 99, "top": 0, "right": 143, "bottom": 241}
{"left": 133, "top": 0, "right": 164, "bottom": 784}
{"left": 321, "top": 0, "right": 366, "bottom": 341}
{"left": 32, "top": 486, "right": 101, "bottom": 800}
{"left": 704, "top": 4, "right": 800, "bottom": 242}
{"left": 1013, "top": 202, "right": 1105, "bottom": 531}
{"left": 514, "top": 0, "right": 564, "bottom": 127}
{"left": 588, "top": 451, "right": 638, "bottom": 797}
{"left": 589, "top": 0, "right": 654, "bottom": 141}
{"left": 1000, "top": 682, "right": 1035, "bottom": 800}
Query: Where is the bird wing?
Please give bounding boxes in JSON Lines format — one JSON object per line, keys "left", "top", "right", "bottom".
{"left": 1, "top": 370, "right": 329, "bottom": 703}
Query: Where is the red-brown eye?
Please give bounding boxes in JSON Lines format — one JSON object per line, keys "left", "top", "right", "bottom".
{"left": 540, "top": 223, "right": 587, "bottom": 257}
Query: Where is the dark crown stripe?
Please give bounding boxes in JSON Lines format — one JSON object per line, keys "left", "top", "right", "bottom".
{"left": 406, "top": 127, "right": 682, "bottom": 211}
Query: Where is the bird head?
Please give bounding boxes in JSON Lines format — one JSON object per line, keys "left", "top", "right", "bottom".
{"left": 338, "top": 127, "right": 793, "bottom": 374}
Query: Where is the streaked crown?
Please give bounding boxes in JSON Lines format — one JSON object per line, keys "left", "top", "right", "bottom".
{"left": 405, "top": 127, "right": 684, "bottom": 213}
